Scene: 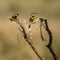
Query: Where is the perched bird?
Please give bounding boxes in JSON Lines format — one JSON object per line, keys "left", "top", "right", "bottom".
{"left": 9, "top": 13, "right": 19, "bottom": 23}
{"left": 9, "top": 13, "right": 19, "bottom": 21}
{"left": 29, "top": 13, "right": 36, "bottom": 23}
{"left": 28, "top": 13, "right": 36, "bottom": 28}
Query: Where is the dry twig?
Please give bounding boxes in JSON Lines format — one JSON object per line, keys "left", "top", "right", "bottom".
{"left": 39, "top": 18, "right": 57, "bottom": 60}
{"left": 9, "top": 17, "right": 43, "bottom": 60}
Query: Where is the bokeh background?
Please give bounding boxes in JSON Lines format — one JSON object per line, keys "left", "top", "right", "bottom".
{"left": 0, "top": 0, "right": 60, "bottom": 60}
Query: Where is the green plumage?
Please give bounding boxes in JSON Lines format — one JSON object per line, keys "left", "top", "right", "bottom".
{"left": 29, "top": 13, "right": 36, "bottom": 23}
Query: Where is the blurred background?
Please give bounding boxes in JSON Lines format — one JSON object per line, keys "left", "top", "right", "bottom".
{"left": 0, "top": 0, "right": 60, "bottom": 60}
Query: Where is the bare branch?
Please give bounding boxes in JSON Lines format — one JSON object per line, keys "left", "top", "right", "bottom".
{"left": 9, "top": 17, "right": 43, "bottom": 60}
{"left": 39, "top": 18, "right": 46, "bottom": 41}
{"left": 18, "top": 22, "right": 43, "bottom": 60}
{"left": 39, "top": 18, "right": 57, "bottom": 60}
{"left": 9, "top": 14, "right": 57, "bottom": 60}
{"left": 44, "top": 19, "right": 57, "bottom": 60}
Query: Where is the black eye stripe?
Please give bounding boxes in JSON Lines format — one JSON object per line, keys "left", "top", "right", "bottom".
{"left": 32, "top": 16, "right": 34, "bottom": 17}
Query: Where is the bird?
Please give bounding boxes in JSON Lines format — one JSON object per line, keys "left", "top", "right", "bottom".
{"left": 9, "top": 13, "right": 19, "bottom": 21}
{"left": 9, "top": 13, "right": 19, "bottom": 23}
{"left": 29, "top": 13, "right": 36, "bottom": 23}
{"left": 28, "top": 13, "right": 36, "bottom": 28}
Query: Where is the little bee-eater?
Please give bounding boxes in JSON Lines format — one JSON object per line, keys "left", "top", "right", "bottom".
{"left": 29, "top": 13, "right": 36, "bottom": 23}
{"left": 29, "top": 13, "right": 36, "bottom": 28}
{"left": 12, "top": 13, "right": 19, "bottom": 19}
{"left": 9, "top": 13, "right": 19, "bottom": 23}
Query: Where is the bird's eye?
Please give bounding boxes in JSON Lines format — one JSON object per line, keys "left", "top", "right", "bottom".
{"left": 32, "top": 16, "right": 34, "bottom": 17}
